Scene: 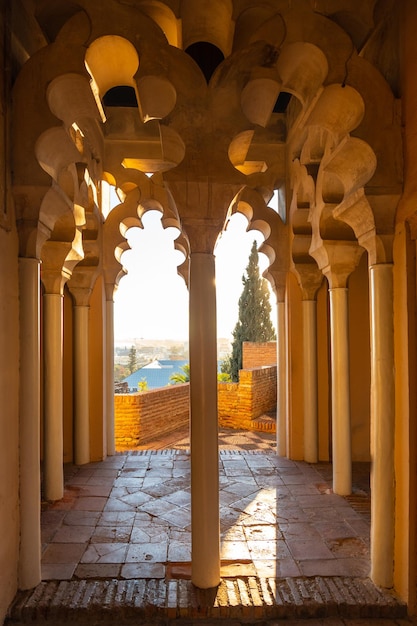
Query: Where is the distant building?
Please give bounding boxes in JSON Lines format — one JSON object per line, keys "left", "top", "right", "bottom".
{"left": 122, "top": 359, "right": 189, "bottom": 391}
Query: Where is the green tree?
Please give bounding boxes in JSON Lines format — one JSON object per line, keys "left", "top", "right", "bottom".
{"left": 169, "top": 363, "right": 190, "bottom": 384}
{"left": 229, "top": 241, "right": 276, "bottom": 382}
{"left": 137, "top": 378, "right": 148, "bottom": 392}
{"left": 128, "top": 345, "right": 137, "bottom": 374}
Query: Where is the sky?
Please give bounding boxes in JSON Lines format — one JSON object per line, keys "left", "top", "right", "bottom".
{"left": 113, "top": 210, "right": 276, "bottom": 342}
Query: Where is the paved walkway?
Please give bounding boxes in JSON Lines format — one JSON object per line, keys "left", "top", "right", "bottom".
{"left": 6, "top": 429, "right": 410, "bottom": 624}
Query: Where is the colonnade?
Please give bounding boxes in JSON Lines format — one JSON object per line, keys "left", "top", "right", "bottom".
{"left": 16, "top": 247, "right": 396, "bottom": 591}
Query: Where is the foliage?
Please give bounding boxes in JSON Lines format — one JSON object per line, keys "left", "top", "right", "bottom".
{"left": 217, "top": 372, "right": 231, "bottom": 382}
{"left": 137, "top": 378, "right": 148, "bottom": 392}
{"left": 230, "top": 240, "right": 276, "bottom": 382}
{"left": 169, "top": 363, "right": 190, "bottom": 384}
{"left": 114, "top": 363, "right": 130, "bottom": 382}
{"left": 128, "top": 345, "right": 137, "bottom": 374}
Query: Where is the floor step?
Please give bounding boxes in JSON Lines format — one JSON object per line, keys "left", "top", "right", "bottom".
{"left": 6, "top": 576, "right": 407, "bottom": 625}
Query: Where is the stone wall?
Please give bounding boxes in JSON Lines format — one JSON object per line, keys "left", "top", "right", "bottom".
{"left": 115, "top": 365, "right": 277, "bottom": 448}
{"left": 242, "top": 341, "right": 277, "bottom": 369}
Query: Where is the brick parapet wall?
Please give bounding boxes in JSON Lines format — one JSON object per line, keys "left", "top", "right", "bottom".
{"left": 242, "top": 341, "right": 277, "bottom": 369}
{"left": 115, "top": 366, "right": 277, "bottom": 449}
{"left": 115, "top": 384, "right": 189, "bottom": 449}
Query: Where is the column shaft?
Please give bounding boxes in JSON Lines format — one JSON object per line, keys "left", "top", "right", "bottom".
{"left": 276, "top": 301, "right": 287, "bottom": 456}
{"left": 43, "top": 293, "right": 64, "bottom": 501}
{"left": 189, "top": 253, "right": 220, "bottom": 589}
{"left": 74, "top": 305, "right": 90, "bottom": 465}
{"left": 18, "top": 258, "right": 41, "bottom": 588}
{"left": 369, "top": 264, "right": 395, "bottom": 587}
{"left": 303, "top": 300, "right": 318, "bottom": 463}
{"left": 329, "top": 288, "right": 352, "bottom": 495}
{"left": 106, "top": 300, "right": 115, "bottom": 456}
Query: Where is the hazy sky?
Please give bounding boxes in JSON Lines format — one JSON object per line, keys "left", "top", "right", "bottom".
{"left": 113, "top": 210, "right": 276, "bottom": 342}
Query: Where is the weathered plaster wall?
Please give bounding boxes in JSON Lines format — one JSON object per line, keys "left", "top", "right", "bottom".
{"left": 89, "top": 276, "right": 106, "bottom": 462}
{"left": 0, "top": 226, "right": 20, "bottom": 622}
{"left": 286, "top": 271, "right": 304, "bottom": 460}
{"left": 348, "top": 253, "right": 371, "bottom": 462}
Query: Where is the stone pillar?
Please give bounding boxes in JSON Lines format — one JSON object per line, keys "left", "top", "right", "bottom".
{"left": 18, "top": 258, "right": 41, "bottom": 588}
{"left": 43, "top": 292, "right": 64, "bottom": 501}
{"left": 189, "top": 252, "right": 220, "bottom": 589}
{"left": 369, "top": 263, "right": 395, "bottom": 587}
{"left": 329, "top": 287, "right": 352, "bottom": 495}
{"left": 106, "top": 298, "right": 115, "bottom": 456}
{"left": 73, "top": 305, "right": 90, "bottom": 465}
{"left": 303, "top": 299, "right": 318, "bottom": 463}
{"left": 276, "top": 300, "right": 287, "bottom": 456}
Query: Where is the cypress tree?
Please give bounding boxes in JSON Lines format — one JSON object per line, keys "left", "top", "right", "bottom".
{"left": 230, "top": 241, "right": 276, "bottom": 382}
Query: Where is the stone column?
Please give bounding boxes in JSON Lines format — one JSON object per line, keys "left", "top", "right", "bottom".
{"left": 369, "top": 263, "right": 395, "bottom": 587}
{"left": 18, "top": 258, "right": 41, "bottom": 588}
{"left": 43, "top": 292, "right": 64, "bottom": 501}
{"left": 276, "top": 300, "right": 287, "bottom": 456}
{"left": 73, "top": 305, "right": 90, "bottom": 465}
{"left": 105, "top": 297, "right": 115, "bottom": 456}
{"left": 189, "top": 252, "right": 220, "bottom": 589}
{"left": 329, "top": 287, "right": 352, "bottom": 495}
{"left": 303, "top": 299, "right": 318, "bottom": 463}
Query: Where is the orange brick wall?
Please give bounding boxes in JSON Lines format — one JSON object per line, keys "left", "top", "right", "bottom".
{"left": 115, "top": 384, "right": 189, "bottom": 449}
{"left": 114, "top": 365, "right": 277, "bottom": 449}
{"left": 242, "top": 341, "right": 277, "bottom": 369}
{"left": 218, "top": 366, "right": 277, "bottom": 429}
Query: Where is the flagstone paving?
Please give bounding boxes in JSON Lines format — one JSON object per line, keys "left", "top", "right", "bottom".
{"left": 40, "top": 430, "right": 371, "bottom": 583}
{"left": 8, "top": 429, "right": 411, "bottom": 624}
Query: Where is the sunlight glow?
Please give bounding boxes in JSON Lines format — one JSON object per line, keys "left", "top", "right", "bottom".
{"left": 113, "top": 209, "right": 277, "bottom": 342}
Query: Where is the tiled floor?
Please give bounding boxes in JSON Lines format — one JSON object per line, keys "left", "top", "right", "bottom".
{"left": 41, "top": 429, "right": 371, "bottom": 583}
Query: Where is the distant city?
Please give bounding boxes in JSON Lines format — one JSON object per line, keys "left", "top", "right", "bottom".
{"left": 114, "top": 337, "right": 232, "bottom": 382}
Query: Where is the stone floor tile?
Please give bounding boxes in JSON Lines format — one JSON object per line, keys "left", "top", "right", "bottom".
{"left": 102, "top": 498, "right": 137, "bottom": 512}
{"left": 121, "top": 562, "right": 165, "bottom": 579}
{"left": 220, "top": 540, "right": 251, "bottom": 560}
{"left": 42, "top": 542, "right": 86, "bottom": 563}
{"left": 41, "top": 510, "right": 66, "bottom": 526}
{"left": 130, "top": 526, "right": 169, "bottom": 543}
{"left": 163, "top": 488, "right": 191, "bottom": 507}
{"left": 91, "top": 525, "right": 132, "bottom": 543}
{"left": 158, "top": 506, "right": 191, "bottom": 529}
{"left": 298, "top": 558, "right": 353, "bottom": 577}
{"left": 138, "top": 498, "right": 180, "bottom": 517}
{"left": 62, "top": 510, "right": 101, "bottom": 526}
{"left": 278, "top": 521, "right": 322, "bottom": 539}
{"left": 73, "top": 496, "right": 107, "bottom": 511}
{"left": 73, "top": 484, "right": 113, "bottom": 498}
{"left": 247, "top": 538, "right": 291, "bottom": 560}
{"left": 126, "top": 541, "right": 168, "bottom": 563}
{"left": 41, "top": 563, "right": 78, "bottom": 580}
{"left": 253, "top": 557, "right": 301, "bottom": 578}
{"left": 167, "top": 540, "right": 191, "bottom": 561}
{"left": 51, "top": 524, "right": 95, "bottom": 543}
{"left": 314, "top": 520, "right": 360, "bottom": 540}
{"left": 74, "top": 563, "right": 121, "bottom": 578}
{"left": 98, "top": 510, "right": 136, "bottom": 526}
{"left": 287, "top": 538, "right": 335, "bottom": 560}
{"left": 243, "top": 524, "right": 281, "bottom": 541}
{"left": 81, "top": 542, "right": 128, "bottom": 564}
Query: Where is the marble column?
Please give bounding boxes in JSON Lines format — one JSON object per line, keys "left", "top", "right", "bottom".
{"left": 189, "top": 252, "right": 220, "bottom": 589}
{"left": 276, "top": 300, "right": 287, "bottom": 456}
{"left": 73, "top": 305, "right": 90, "bottom": 465}
{"left": 369, "top": 263, "right": 395, "bottom": 587}
{"left": 18, "top": 258, "right": 41, "bottom": 588}
{"left": 43, "top": 292, "right": 64, "bottom": 501}
{"left": 329, "top": 287, "right": 352, "bottom": 495}
{"left": 303, "top": 299, "right": 318, "bottom": 463}
{"left": 105, "top": 298, "right": 115, "bottom": 456}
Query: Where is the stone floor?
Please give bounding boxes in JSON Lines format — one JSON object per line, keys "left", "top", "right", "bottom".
{"left": 6, "top": 428, "right": 410, "bottom": 624}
